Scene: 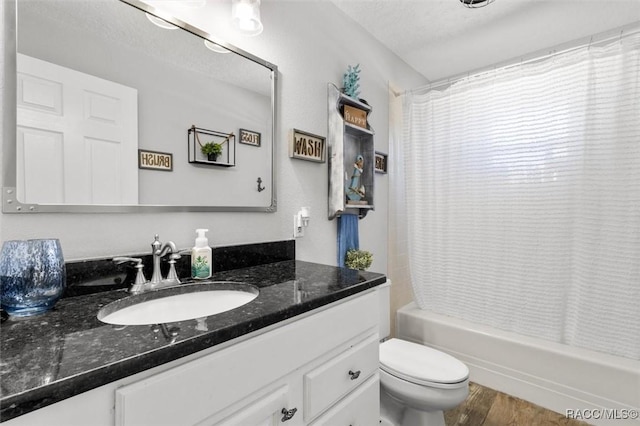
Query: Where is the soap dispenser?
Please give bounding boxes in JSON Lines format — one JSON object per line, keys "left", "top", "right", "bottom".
{"left": 191, "top": 229, "right": 212, "bottom": 279}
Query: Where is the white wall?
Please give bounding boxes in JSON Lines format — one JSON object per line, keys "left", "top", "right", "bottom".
{"left": 0, "top": 0, "right": 427, "bottom": 271}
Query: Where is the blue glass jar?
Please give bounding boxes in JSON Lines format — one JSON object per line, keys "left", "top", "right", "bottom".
{"left": 0, "top": 239, "right": 66, "bottom": 317}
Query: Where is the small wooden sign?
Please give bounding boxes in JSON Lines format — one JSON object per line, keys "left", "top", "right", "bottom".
{"left": 239, "top": 128, "right": 261, "bottom": 147}
{"left": 344, "top": 105, "right": 367, "bottom": 129}
{"left": 374, "top": 151, "right": 388, "bottom": 174}
{"left": 290, "top": 129, "right": 326, "bottom": 163}
{"left": 139, "top": 149, "right": 173, "bottom": 171}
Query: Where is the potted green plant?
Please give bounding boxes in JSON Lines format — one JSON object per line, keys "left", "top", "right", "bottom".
{"left": 345, "top": 249, "right": 373, "bottom": 271}
{"left": 201, "top": 142, "right": 223, "bottom": 162}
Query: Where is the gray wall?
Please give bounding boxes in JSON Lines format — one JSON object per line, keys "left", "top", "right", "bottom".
{"left": 1, "top": 0, "right": 427, "bottom": 274}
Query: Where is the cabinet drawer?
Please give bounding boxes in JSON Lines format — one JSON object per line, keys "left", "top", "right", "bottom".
{"left": 213, "top": 384, "right": 293, "bottom": 426}
{"left": 303, "top": 334, "right": 379, "bottom": 421}
{"left": 310, "top": 373, "right": 379, "bottom": 426}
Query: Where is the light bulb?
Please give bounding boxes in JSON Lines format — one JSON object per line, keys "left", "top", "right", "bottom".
{"left": 231, "top": 0, "right": 263, "bottom": 36}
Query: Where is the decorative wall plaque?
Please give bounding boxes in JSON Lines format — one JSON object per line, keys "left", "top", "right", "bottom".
{"left": 239, "top": 129, "right": 261, "bottom": 147}
{"left": 343, "top": 105, "right": 367, "bottom": 129}
{"left": 138, "top": 149, "right": 173, "bottom": 171}
{"left": 290, "top": 129, "right": 326, "bottom": 163}
{"left": 374, "top": 151, "right": 388, "bottom": 174}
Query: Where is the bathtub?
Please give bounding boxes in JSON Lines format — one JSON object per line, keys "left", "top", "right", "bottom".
{"left": 396, "top": 302, "right": 640, "bottom": 426}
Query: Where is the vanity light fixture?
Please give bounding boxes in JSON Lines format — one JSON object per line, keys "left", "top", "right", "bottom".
{"left": 204, "top": 40, "right": 230, "bottom": 54}
{"left": 460, "top": 0, "right": 495, "bottom": 8}
{"left": 231, "top": 0, "right": 263, "bottom": 36}
{"left": 146, "top": 13, "right": 178, "bottom": 30}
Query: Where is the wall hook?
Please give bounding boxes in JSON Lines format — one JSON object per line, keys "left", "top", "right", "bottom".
{"left": 257, "top": 177, "right": 265, "bottom": 192}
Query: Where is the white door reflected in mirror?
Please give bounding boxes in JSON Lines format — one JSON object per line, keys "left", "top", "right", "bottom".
{"left": 17, "top": 54, "right": 139, "bottom": 205}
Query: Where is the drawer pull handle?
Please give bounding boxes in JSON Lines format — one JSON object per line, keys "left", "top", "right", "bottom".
{"left": 348, "top": 369, "right": 361, "bottom": 380}
{"left": 281, "top": 407, "right": 297, "bottom": 422}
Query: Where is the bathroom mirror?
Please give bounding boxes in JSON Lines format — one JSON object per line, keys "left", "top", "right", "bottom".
{"left": 2, "top": 0, "right": 277, "bottom": 213}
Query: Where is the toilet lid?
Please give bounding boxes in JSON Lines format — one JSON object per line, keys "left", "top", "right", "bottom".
{"left": 380, "top": 338, "right": 469, "bottom": 385}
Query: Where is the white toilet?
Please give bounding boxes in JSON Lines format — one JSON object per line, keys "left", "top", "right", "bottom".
{"left": 377, "top": 283, "right": 469, "bottom": 426}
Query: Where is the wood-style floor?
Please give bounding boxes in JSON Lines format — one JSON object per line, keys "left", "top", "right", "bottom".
{"left": 444, "top": 382, "right": 592, "bottom": 426}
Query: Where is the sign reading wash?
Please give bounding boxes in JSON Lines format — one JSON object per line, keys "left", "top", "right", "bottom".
{"left": 290, "top": 129, "right": 326, "bottom": 163}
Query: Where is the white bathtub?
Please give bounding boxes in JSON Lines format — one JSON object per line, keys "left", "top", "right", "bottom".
{"left": 396, "top": 302, "right": 640, "bottom": 426}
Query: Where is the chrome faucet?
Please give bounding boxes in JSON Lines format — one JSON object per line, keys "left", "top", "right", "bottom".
{"left": 112, "top": 235, "right": 181, "bottom": 294}
{"left": 150, "top": 235, "right": 181, "bottom": 290}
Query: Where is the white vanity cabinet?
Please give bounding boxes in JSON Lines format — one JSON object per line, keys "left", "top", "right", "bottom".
{"left": 4, "top": 290, "right": 380, "bottom": 426}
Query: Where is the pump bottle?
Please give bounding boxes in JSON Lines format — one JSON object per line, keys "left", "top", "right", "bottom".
{"left": 191, "top": 229, "right": 212, "bottom": 279}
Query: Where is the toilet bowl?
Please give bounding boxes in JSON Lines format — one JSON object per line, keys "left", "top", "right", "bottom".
{"left": 376, "top": 282, "right": 469, "bottom": 426}
{"left": 379, "top": 338, "right": 469, "bottom": 426}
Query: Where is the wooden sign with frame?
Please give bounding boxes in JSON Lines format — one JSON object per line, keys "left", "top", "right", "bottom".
{"left": 343, "top": 104, "right": 367, "bottom": 129}
{"left": 239, "top": 128, "right": 261, "bottom": 147}
{"left": 138, "top": 149, "right": 173, "bottom": 171}
{"left": 374, "top": 151, "right": 388, "bottom": 174}
{"left": 290, "top": 129, "right": 326, "bottom": 163}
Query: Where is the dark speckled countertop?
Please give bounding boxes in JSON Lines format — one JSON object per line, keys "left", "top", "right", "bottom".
{"left": 0, "top": 251, "right": 386, "bottom": 422}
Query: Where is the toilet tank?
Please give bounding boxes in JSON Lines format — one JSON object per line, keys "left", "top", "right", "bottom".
{"left": 377, "top": 280, "right": 391, "bottom": 340}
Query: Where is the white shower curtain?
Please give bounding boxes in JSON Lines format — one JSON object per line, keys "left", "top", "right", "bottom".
{"left": 395, "top": 30, "right": 640, "bottom": 360}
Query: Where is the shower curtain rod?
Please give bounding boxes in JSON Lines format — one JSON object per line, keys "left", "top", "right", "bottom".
{"left": 396, "top": 21, "right": 640, "bottom": 97}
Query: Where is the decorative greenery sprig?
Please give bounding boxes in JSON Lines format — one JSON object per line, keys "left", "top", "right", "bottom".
{"left": 345, "top": 249, "right": 373, "bottom": 270}
{"left": 343, "top": 64, "right": 361, "bottom": 99}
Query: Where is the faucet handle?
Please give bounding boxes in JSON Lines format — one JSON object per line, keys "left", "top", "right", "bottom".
{"left": 164, "top": 254, "right": 181, "bottom": 285}
{"left": 113, "top": 256, "right": 142, "bottom": 266}
{"left": 113, "top": 257, "right": 148, "bottom": 291}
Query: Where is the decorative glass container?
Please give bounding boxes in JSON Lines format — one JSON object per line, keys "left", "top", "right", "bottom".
{"left": 0, "top": 239, "right": 66, "bottom": 317}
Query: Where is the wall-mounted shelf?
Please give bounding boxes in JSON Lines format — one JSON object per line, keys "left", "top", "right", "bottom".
{"left": 188, "top": 126, "right": 236, "bottom": 167}
{"left": 344, "top": 122, "right": 374, "bottom": 137}
{"left": 327, "top": 84, "right": 375, "bottom": 219}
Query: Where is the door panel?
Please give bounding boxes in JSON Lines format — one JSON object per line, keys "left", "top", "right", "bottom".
{"left": 16, "top": 54, "right": 138, "bottom": 204}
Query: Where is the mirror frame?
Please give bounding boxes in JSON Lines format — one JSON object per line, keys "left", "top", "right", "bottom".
{"left": 1, "top": 0, "right": 278, "bottom": 213}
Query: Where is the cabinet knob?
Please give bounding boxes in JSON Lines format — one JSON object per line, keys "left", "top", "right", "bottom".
{"left": 281, "top": 407, "right": 297, "bottom": 422}
{"left": 348, "top": 369, "right": 361, "bottom": 380}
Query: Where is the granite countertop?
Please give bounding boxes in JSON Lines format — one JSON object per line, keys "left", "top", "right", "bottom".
{"left": 0, "top": 259, "right": 386, "bottom": 422}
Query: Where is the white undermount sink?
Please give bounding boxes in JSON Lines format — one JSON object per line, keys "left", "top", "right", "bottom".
{"left": 97, "top": 282, "right": 258, "bottom": 326}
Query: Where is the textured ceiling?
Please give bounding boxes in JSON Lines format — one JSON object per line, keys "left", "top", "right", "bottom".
{"left": 330, "top": 0, "right": 640, "bottom": 82}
